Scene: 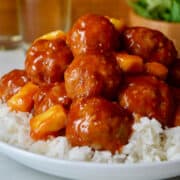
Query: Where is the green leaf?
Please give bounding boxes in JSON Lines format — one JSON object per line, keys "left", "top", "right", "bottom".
{"left": 128, "top": 0, "right": 180, "bottom": 22}
{"left": 171, "top": 0, "right": 180, "bottom": 22}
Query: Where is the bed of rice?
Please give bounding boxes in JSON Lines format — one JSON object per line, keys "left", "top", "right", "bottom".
{"left": 0, "top": 102, "right": 179, "bottom": 164}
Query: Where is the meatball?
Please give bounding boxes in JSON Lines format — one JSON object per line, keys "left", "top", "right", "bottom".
{"left": 67, "top": 14, "right": 119, "bottom": 56}
{"left": 168, "top": 59, "right": 180, "bottom": 87}
{"left": 33, "top": 82, "right": 71, "bottom": 115}
{"left": 171, "top": 87, "right": 180, "bottom": 126}
{"left": 174, "top": 104, "right": 180, "bottom": 126}
{"left": 66, "top": 97, "right": 133, "bottom": 153}
{"left": 123, "top": 27, "right": 177, "bottom": 66}
{"left": 171, "top": 87, "right": 180, "bottom": 103}
{"left": 0, "top": 69, "right": 29, "bottom": 102}
{"left": 64, "top": 54, "right": 121, "bottom": 100}
{"left": 118, "top": 76, "right": 174, "bottom": 126}
{"left": 25, "top": 38, "right": 73, "bottom": 85}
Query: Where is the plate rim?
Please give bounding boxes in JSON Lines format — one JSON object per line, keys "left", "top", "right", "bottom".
{"left": 0, "top": 140, "right": 180, "bottom": 168}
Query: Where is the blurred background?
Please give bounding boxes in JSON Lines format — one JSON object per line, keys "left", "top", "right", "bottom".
{"left": 0, "top": 0, "right": 179, "bottom": 53}
{"left": 0, "top": 0, "right": 130, "bottom": 50}
{"left": 71, "top": 0, "right": 130, "bottom": 23}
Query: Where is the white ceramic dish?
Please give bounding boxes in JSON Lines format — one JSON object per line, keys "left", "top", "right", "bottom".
{"left": 0, "top": 141, "right": 180, "bottom": 180}
{"left": 0, "top": 50, "right": 180, "bottom": 180}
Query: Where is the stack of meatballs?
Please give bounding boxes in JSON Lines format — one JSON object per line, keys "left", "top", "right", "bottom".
{"left": 0, "top": 14, "right": 179, "bottom": 153}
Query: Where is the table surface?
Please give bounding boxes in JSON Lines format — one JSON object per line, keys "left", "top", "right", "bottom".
{"left": 0, "top": 154, "right": 69, "bottom": 180}
{"left": 0, "top": 49, "right": 179, "bottom": 180}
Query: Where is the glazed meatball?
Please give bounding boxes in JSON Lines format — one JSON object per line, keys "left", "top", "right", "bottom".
{"left": 67, "top": 14, "right": 119, "bottom": 56}
{"left": 33, "top": 82, "right": 71, "bottom": 115}
{"left": 168, "top": 59, "right": 180, "bottom": 87}
{"left": 0, "top": 69, "right": 29, "bottom": 102}
{"left": 123, "top": 27, "right": 177, "bottom": 66}
{"left": 171, "top": 87, "right": 180, "bottom": 103}
{"left": 64, "top": 54, "right": 121, "bottom": 100}
{"left": 174, "top": 104, "right": 180, "bottom": 126}
{"left": 118, "top": 76, "right": 174, "bottom": 126}
{"left": 171, "top": 87, "right": 180, "bottom": 126}
{"left": 66, "top": 97, "right": 133, "bottom": 153}
{"left": 25, "top": 38, "right": 73, "bottom": 85}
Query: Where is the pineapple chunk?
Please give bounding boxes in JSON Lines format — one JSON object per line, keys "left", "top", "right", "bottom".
{"left": 30, "top": 105, "right": 67, "bottom": 140}
{"left": 145, "top": 62, "right": 168, "bottom": 80}
{"left": 115, "top": 52, "right": 144, "bottom": 73}
{"left": 7, "top": 82, "right": 39, "bottom": 112}
{"left": 107, "top": 17, "right": 126, "bottom": 32}
{"left": 35, "top": 30, "right": 66, "bottom": 42}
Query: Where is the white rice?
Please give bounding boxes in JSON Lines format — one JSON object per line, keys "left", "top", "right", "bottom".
{"left": 0, "top": 102, "right": 179, "bottom": 163}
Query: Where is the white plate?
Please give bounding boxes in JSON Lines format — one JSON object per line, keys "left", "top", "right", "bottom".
{"left": 0, "top": 50, "right": 180, "bottom": 180}
{"left": 0, "top": 141, "right": 180, "bottom": 180}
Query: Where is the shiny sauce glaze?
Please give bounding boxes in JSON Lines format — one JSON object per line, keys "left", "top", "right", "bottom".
{"left": 66, "top": 97, "right": 134, "bottom": 153}
{"left": 0, "top": 14, "right": 179, "bottom": 153}
{"left": 67, "top": 14, "right": 119, "bottom": 56}
{"left": 118, "top": 76, "right": 174, "bottom": 127}
{"left": 0, "top": 69, "right": 29, "bottom": 102}
{"left": 25, "top": 38, "right": 73, "bottom": 85}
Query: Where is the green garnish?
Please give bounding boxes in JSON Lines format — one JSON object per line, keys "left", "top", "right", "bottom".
{"left": 128, "top": 0, "right": 180, "bottom": 22}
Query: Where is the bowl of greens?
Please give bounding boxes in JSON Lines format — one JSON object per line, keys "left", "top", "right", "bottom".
{"left": 128, "top": 0, "right": 180, "bottom": 55}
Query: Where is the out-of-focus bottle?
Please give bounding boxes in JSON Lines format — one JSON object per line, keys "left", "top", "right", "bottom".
{"left": 17, "top": 0, "right": 71, "bottom": 51}
{"left": 0, "top": 0, "right": 22, "bottom": 50}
